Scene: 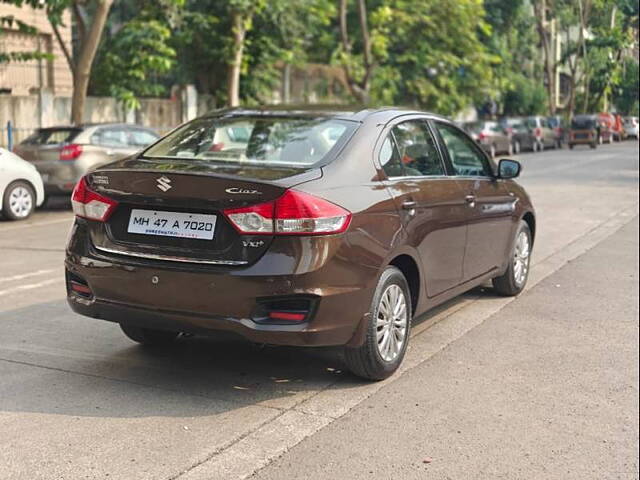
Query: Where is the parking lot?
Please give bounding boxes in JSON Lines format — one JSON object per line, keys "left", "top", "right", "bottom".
{"left": 1, "top": 142, "right": 638, "bottom": 479}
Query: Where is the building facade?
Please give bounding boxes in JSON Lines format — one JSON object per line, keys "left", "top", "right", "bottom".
{"left": 0, "top": 3, "right": 73, "bottom": 96}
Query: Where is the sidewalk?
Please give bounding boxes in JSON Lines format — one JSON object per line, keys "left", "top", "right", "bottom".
{"left": 253, "top": 219, "right": 639, "bottom": 480}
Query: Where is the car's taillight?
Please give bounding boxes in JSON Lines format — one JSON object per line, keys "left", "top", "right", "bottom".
{"left": 60, "top": 143, "right": 83, "bottom": 161}
{"left": 223, "top": 190, "right": 351, "bottom": 235}
{"left": 478, "top": 132, "right": 486, "bottom": 141}
{"left": 534, "top": 128, "right": 542, "bottom": 138}
{"left": 71, "top": 176, "right": 118, "bottom": 222}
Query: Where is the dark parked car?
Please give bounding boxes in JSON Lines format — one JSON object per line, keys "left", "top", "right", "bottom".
{"left": 568, "top": 115, "right": 600, "bottom": 149}
{"left": 65, "top": 107, "right": 536, "bottom": 380}
{"left": 15, "top": 123, "right": 159, "bottom": 197}
{"left": 501, "top": 118, "right": 537, "bottom": 153}
{"left": 463, "top": 120, "right": 512, "bottom": 158}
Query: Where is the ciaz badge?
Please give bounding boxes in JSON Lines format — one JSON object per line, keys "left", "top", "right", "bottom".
{"left": 225, "top": 187, "right": 262, "bottom": 195}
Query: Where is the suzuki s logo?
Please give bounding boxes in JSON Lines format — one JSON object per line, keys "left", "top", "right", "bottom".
{"left": 225, "top": 187, "right": 262, "bottom": 195}
{"left": 156, "top": 176, "right": 172, "bottom": 192}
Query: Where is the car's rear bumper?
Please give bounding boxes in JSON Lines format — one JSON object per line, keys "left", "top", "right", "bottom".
{"left": 65, "top": 219, "right": 377, "bottom": 347}
{"left": 569, "top": 133, "right": 596, "bottom": 144}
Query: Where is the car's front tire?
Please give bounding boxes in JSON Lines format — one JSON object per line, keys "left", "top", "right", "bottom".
{"left": 492, "top": 220, "right": 532, "bottom": 296}
{"left": 344, "top": 266, "right": 412, "bottom": 380}
{"left": 2, "top": 181, "right": 35, "bottom": 221}
{"left": 120, "top": 324, "right": 180, "bottom": 346}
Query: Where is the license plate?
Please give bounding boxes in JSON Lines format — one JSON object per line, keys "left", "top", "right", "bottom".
{"left": 127, "top": 209, "right": 217, "bottom": 240}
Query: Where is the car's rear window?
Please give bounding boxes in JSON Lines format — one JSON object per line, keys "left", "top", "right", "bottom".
{"left": 143, "top": 116, "right": 357, "bottom": 167}
{"left": 464, "top": 121, "right": 484, "bottom": 132}
{"left": 21, "top": 128, "right": 81, "bottom": 145}
{"left": 571, "top": 117, "right": 596, "bottom": 129}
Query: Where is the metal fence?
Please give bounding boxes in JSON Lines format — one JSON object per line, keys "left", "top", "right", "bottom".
{"left": 0, "top": 125, "right": 36, "bottom": 149}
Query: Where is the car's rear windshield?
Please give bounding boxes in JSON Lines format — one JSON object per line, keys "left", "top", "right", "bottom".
{"left": 571, "top": 117, "right": 596, "bottom": 129}
{"left": 143, "top": 115, "right": 358, "bottom": 167}
{"left": 21, "top": 128, "right": 81, "bottom": 145}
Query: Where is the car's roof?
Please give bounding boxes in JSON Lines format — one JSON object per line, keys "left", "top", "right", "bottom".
{"left": 37, "top": 123, "right": 155, "bottom": 131}
{"left": 203, "top": 105, "right": 451, "bottom": 124}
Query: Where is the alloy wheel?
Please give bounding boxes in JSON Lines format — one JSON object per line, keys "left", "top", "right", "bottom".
{"left": 8, "top": 186, "right": 33, "bottom": 218}
{"left": 376, "top": 284, "right": 408, "bottom": 362}
{"left": 513, "top": 230, "right": 531, "bottom": 287}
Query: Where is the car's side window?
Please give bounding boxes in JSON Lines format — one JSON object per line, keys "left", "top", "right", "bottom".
{"left": 379, "top": 135, "right": 405, "bottom": 178}
{"left": 92, "top": 128, "right": 129, "bottom": 148}
{"left": 129, "top": 130, "right": 158, "bottom": 147}
{"left": 434, "top": 122, "right": 492, "bottom": 177}
{"left": 390, "top": 120, "right": 445, "bottom": 176}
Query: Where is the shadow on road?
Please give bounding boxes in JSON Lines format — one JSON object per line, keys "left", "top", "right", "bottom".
{"left": 0, "top": 282, "right": 503, "bottom": 419}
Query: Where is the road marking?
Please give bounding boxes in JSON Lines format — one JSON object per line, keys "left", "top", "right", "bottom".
{"left": 0, "top": 278, "right": 60, "bottom": 297}
{"left": 0, "top": 269, "right": 55, "bottom": 284}
{"left": 0, "top": 217, "right": 71, "bottom": 232}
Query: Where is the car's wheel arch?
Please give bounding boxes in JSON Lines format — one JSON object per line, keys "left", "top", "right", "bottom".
{"left": 521, "top": 211, "right": 536, "bottom": 246}
{"left": 346, "top": 248, "right": 423, "bottom": 348}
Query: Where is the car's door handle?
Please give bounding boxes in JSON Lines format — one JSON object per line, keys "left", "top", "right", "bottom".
{"left": 465, "top": 195, "right": 476, "bottom": 206}
{"left": 401, "top": 200, "right": 417, "bottom": 210}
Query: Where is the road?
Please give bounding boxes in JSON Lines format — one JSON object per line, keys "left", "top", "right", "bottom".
{"left": 0, "top": 141, "right": 638, "bottom": 479}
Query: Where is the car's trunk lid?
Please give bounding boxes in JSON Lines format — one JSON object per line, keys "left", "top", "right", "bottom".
{"left": 85, "top": 161, "right": 321, "bottom": 266}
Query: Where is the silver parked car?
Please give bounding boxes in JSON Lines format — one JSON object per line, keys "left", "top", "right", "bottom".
{"left": 463, "top": 120, "right": 512, "bottom": 158}
{"left": 14, "top": 123, "right": 159, "bottom": 196}
{"left": 524, "top": 116, "right": 559, "bottom": 150}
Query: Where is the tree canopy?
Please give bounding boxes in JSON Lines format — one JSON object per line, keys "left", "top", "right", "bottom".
{"left": 2, "top": 0, "right": 638, "bottom": 120}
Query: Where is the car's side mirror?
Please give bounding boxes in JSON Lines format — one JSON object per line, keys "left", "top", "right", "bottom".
{"left": 498, "top": 159, "right": 521, "bottom": 179}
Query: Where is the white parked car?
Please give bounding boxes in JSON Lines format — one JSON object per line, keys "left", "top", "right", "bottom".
{"left": 623, "top": 117, "right": 639, "bottom": 139}
{"left": 0, "top": 147, "right": 45, "bottom": 220}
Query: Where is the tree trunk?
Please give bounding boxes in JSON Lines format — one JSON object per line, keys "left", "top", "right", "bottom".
{"left": 338, "top": 0, "right": 373, "bottom": 104}
{"left": 70, "top": 0, "right": 113, "bottom": 125}
{"left": 227, "top": 11, "right": 246, "bottom": 107}
{"left": 535, "top": 0, "right": 556, "bottom": 115}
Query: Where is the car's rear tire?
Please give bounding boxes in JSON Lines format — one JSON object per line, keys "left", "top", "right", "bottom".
{"left": 2, "top": 181, "right": 35, "bottom": 221}
{"left": 344, "top": 266, "right": 412, "bottom": 381}
{"left": 120, "top": 324, "right": 180, "bottom": 346}
{"left": 513, "top": 140, "right": 521, "bottom": 154}
{"left": 492, "top": 220, "right": 532, "bottom": 297}
{"left": 568, "top": 143, "right": 574, "bottom": 150}
{"left": 489, "top": 144, "right": 496, "bottom": 159}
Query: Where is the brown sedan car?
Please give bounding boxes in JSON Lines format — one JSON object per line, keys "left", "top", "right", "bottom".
{"left": 65, "top": 107, "right": 536, "bottom": 380}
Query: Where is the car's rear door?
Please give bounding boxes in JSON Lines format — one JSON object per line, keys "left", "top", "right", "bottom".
{"left": 378, "top": 117, "right": 467, "bottom": 297}
{"left": 432, "top": 121, "right": 515, "bottom": 282}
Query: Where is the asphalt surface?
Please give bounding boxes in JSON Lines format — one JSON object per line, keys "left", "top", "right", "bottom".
{"left": 253, "top": 211, "right": 639, "bottom": 480}
{"left": 0, "top": 141, "right": 638, "bottom": 479}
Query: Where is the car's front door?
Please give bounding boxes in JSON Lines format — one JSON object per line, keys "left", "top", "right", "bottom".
{"left": 432, "top": 121, "right": 516, "bottom": 282}
{"left": 378, "top": 118, "right": 467, "bottom": 297}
